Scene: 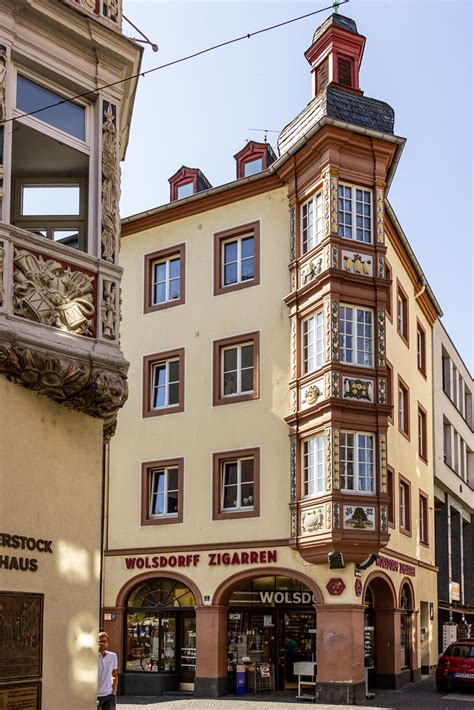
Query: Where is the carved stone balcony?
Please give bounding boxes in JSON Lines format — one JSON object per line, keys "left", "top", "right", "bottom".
{"left": 0, "top": 223, "right": 127, "bottom": 437}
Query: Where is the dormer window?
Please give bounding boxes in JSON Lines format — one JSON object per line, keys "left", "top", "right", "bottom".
{"left": 176, "top": 181, "right": 194, "bottom": 200}
{"left": 234, "top": 141, "right": 276, "bottom": 180}
{"left": 168, "top": 166, "right": 212, "bottom": 202}
{"left": 243, "top": 157, "right": 263, "bottom": 177}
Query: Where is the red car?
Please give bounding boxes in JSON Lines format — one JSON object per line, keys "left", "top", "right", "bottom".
{"left": 436, "top": 640, "right": 474, "bottom": 691}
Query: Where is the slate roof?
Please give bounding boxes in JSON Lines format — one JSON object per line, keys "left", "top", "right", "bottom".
{"left": 312, "top": 14, "right": 359, "bottom": 44}
{"left": 278, "top": 85, "right": 395, "bottom": 155}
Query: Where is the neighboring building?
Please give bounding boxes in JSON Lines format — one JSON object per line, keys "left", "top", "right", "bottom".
{"left": 104, "top": 13, "right": 441, "bottom": 704}
{"left": 433, "top": 321, "right": 474, "bottom": 647}
{"left": 0, "top": 1, "right": 140, "bottom": 707}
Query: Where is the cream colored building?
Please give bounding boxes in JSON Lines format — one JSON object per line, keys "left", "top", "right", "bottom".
{"left": 433, "top": 320, "right": 474, "bottom": 643}
{"left": 105, "top": 13, "right": 441, "bottom": 704}
{"left": 0, "top": 1, "right": 140, "bottom": 707}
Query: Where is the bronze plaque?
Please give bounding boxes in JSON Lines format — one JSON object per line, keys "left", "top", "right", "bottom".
{"left": 0, "top": 682, "right": 41, "bottom": 709}
{"left": 0, "top": 592, "right": 43, "bottom": 682}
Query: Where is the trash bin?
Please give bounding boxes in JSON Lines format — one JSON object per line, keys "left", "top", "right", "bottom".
{"left": 235, "top": 664, "right": 247, "bottom": 695}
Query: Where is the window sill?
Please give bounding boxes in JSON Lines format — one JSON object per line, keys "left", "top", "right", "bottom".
{"left": 143, "top": 404, "right": 184, "bottom": 418}
{"left": 418, "top": 454, "right": 428, "bottom": 465}
{"left": 213, "top": 508, "right": 258, "bottom": 520}
{"left": 398, "top": 427, "right": 410, "bottom": 442}
{"left": 400, "top": 526, "right": 412, "bottom": 538}
{"left": 214, "top": 278, "right": 259, "bottom": 296}
{"left": 214, "top": 391, "right": 258, "bottom": 407}
{"left": 142, "top": 514, "right": 182, "bottom": 526}
{"left": 145, "top": 298, "right": 185, "bottom": 314}
{"left": 417, "top": 366, "right": 427, "bottom": 380}
{"left": 419, "top": 540, "right": 429, "bottom": 548}
{"left": 397, "top": 330, "right": 409, "bottom": 348}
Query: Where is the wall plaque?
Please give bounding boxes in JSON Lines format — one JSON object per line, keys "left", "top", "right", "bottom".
{"left": 0, "top": 592, "right": 43, "bottom": 683}
{"left": 0, "top": 681, "right": 41, "bottom": 709}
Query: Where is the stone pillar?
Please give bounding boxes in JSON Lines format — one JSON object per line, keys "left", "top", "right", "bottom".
{"left": 194, "top": 605, "right": 228, "bottom": 697}
{"left": 373, "top": 607, "right": 399, "bottom": 687}
{"left": 315, "top": 603, "right": 365, "bottom": 705}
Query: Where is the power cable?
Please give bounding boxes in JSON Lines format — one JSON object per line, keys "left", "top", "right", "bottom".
{"left": 1, "top": 1, "right": 349, "bottom": 126}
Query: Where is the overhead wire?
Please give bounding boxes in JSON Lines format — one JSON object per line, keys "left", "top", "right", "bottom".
{"left": 0, "top": 1, "right": 349, "bottom": 126}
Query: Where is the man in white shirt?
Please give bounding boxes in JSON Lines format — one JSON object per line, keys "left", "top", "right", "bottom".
{"left": 97, "top": 631, "right": 118, "bottom": 709}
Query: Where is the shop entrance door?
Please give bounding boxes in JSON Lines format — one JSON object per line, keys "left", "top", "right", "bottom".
{"left": 178, "top": 612, "right": 196, "bottom": 684}
{"left": 277, "top": 609, "right": 316, "bottom": 690}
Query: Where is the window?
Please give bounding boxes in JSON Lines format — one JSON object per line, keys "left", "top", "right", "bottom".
{"left": 385, "top": 260, "right": 393, "bottom": 320}
{"left": 176, "top": 181, "right": 194, "bottom": 199}
{"left": 13, "top": 73, "right": 90, "bottom": 252}
{"left": 141, "top": 458, "right": 184, "bottom": 525}
{"left": 443, "top": 419, "right": 452, "bottom": 467}
{"left": 212, "top": 448, "right": 260, "bottom": 520}
{"left": 301, "top": 192, "right": 323, "bottom": 254}
{"left": 144, "top": 244, "right": 185, "bottom": 313}
{"left": 243, "top": 157, "right": 263, "bottom": 177}
{"left": 339, "top": 306, "right": 373, "bottom": 367}
{"left": 302, "top": 312, "right": 324, "bottom": 373}
{"left": 399, "top": 476, "right": 411, "bottom": 533}
{"left": 338, "top": 184, "right": 372, "bottom": 243}
{"left": 143, "top": 348, "right": 184, "bottom": 418}
{"left": 418, "top": 405, "right": 427, "bottom": 461}
{"left": 398, "top": 377, "right": 410, "bottom": 438}
{"left": 214, "top": 222, "right": 260, "bottom": 295}
{"left": 213, "top": 332, "right": 259, "bottom": 406}
{"left": 340, "top": 432, "right": 375, "bottom": 493}
{"left": 416, "top": 320, "right": 426, "bottom": 375}
{"left": 387, "top": 466, "right": 395, "bottom": 526}
{"left": 419, "top": 493, "right": 428, "bottom": 544}
{"left": 302, "top": 435, "right": 325, "bottom": 497}
{"left": 396, "top": 281, "right": 409, "bottom": 344}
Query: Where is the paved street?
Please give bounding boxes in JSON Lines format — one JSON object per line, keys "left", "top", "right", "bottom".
{"left": 117, "top": 677, "right": 474, "bottom": 709}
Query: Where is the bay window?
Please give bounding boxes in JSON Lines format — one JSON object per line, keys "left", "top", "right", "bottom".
{"left": 340, "top": 432, "right": 375, "bottom": 493}
{"left": 338, "top": 184, "right": 372, "bottom": 243}
{"left": 302, "top": 312, "right": 324, "bottom": 373}
{"left": 301, "top": 192, "right": 323, "bottom": 253}
{"left": 339, "top": 306, "right": 373, "bottom": 367}
{"left": 302, "top": 435, "right": 325, "bottom": 497}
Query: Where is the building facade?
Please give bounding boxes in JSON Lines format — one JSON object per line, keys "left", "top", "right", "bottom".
{"left": 433, "top": 321, "right": 474, "bottom": 648}
{"left": 104, "top": 14, "right": 441, "bottom": 704}
{"left": 0, "top": 1, "right": 140, "bottom": 707}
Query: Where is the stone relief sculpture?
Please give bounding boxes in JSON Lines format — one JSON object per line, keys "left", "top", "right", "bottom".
{"left": 300, "top": 256, "right": 322, "bottom": 286}
{"left": 0, "top": 240, "right": 4, "bottom": 307}
{"left": 301, "top": 507, "right": 325, "bottom": 533}
{"left": 101, "top": 101, "right": 119, "bottom": 263}
{"left": 344, "top": 253, "right": 371, "bottom": 275}
{"left": 343, "top": 377, "right": 372, "bottom": 401}
{"left": 302, "top": 383, "right": 321, "bottom": 405}
{"left": 0, "top": 45, "right": 7, "bottom": 125}
{"left": 376, "top": 185, "right": 385, "bottom": 244}
{"left": 101, "top": 279, "right": 117, "bottom": 340}
{"left": 13, "top": 249, "right": 95, "bottom": 336}
{"left": 378, "top": 308, "right": 386, "bottom": 366}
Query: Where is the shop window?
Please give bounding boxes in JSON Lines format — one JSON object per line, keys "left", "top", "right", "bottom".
{"left": 301, "top": 192, "right": 323, "bottom": 254}
{"left": 339, "top": 305, "right": 373, "bottom": 367}
{"left": 396, "top": 281, "right": 409, "bottom": 345}
{"left": 398, "top": 376, "right": 410, "bottom": 439}
{"left": 416, "top": 320, "right": 426, "bottom": 375}
{"left": 340, "top": 432, "right": 375, "bottom": 493}
{"left": 212, "top": 448, "right": 260, "bottom": 520}
{"left": 419, "top": 493, "right": 428, "bottom": 545}
{"left": 302, "top": 312, "right": 324, "bottom": 374}
{"left": 141, "top": 458, "right": 184, "bottom": 525}
{"left": 125, "top": 579, "right": 195, "bottom": 674}
{"left": 142, "top": 348, "right": 185, "bottom": 418}
{"left": 399, "top": 476, "right": 411, "bottom": 534}
{"left": 302, "top": 434, "right": 325, "bottom": 497}
{"left": 337, "top": 184, "right": 372, "bottom": 243}
{"left": 418, "top": 405, "right": 427, "bottom": 461}
{"left": 213, "top": 332, "right": 259, "bottom": 406}
{"left": 214, "top": 222, "right": 260, "bottom": 296}
{"left": 144, "top": 244, "right": 186, "bottom": 313}
{"left": 12, "top": 72, "right": 90, "bottom": 252}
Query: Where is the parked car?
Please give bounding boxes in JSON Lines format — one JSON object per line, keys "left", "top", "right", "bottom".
{"left": 436, "top": 640, "right": 474, "bottom": 691}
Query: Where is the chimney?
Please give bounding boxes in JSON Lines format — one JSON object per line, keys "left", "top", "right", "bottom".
{"left": 168, "top": 166, "right": 212, "bottom": 202}
{"left": 304, "top": 14, "right": 366, "bottom": 98}
{"left": 234, "top": 140, "right": 277, "bottom": 179}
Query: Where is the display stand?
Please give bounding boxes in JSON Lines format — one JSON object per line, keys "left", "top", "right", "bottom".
{"left": 246, "top": 663, "right": 275, "bottom": 693}
{"left": 294, "top": 661, "right": 316, "bottom": 701}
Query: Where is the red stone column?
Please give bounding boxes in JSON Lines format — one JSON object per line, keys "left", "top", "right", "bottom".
{"left": 315, "top": 603, "right": 366, "bottom": 704}
{"left": 194, "top": 605, "right": 228, "bottom": 697}
{"left": 373, "top": 607, "right": 399, "bottom": 677}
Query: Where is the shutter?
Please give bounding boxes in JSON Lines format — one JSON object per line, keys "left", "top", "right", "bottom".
{"left": 316, "top": 59, "right": 329, "bottom": 94}
{"left": 337, "top": 57, "right": 353, "bottom": 87}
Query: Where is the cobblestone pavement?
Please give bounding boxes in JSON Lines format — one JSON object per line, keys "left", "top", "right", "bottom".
{"left": 117, "top": 677, "right": 474, "bottom": 709}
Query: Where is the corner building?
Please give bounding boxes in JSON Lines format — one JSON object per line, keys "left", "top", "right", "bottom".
{"left": 105, "top": 14, "right": 440, "bottom": 704}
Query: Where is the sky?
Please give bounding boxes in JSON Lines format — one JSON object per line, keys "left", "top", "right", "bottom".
{"left": 120, "top": 0, "right": 473, "bottom": 373}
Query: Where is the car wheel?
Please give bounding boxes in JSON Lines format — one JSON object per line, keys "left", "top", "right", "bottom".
{"left": 436, "top": 679, "right": 450, "bottom": 692}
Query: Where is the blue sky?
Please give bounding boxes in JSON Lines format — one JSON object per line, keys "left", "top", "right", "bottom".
{"left": 121, "top": 0, "right": 473, "bottom": 372}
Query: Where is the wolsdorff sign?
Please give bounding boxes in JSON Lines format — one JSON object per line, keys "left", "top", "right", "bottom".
{"left": 125, "top": 549, "right": 278, "bottom": 569}
{"left": 375, "top": 554, "right": 416, "bottom": 577}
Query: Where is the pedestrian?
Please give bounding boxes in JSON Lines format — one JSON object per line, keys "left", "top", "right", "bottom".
{"left": 97, "top": 631, "right": 118, "bottom": 709}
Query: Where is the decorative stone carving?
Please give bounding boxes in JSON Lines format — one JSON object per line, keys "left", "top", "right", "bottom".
{"left": 290, "top": 387, "right": 297, "bottom": 413}
{"left": 103, "top": 0, "right": 119, "bottom": 22}
{"left": 376, "top": 184, "right": 385, "bottom": 244}
{"left": 0, "top": 45, "right": 6, "bottom": 124}
{"left": 291, "top": 509, "right": 297, "bottom": 538}
{"left": 378, "top": 255, "right": 385, "bottom": 279}
{"left": 0, "top": 240, "right": 4, "bottom": 306}
{"left": 77, "top": 0, "right": 97, "bottom": 12}
{"left": 378, "top": 377, "right": 387, "bottom": 404}
{"left": 343, "top": 377, "right": 372, "bottom": 401}
{"left": 332, "top": 371, "right": 340, "bottom": 398}
{"left": 325, "top": 370, "right": 331, "bottom": 399}
{"left": 378, "top": 308, "right": 386, "bottom": 366}
{"left": 333, "top": 502, "right": 340, "bottom": 529}
{"left": 325, "top": 300, "right": 332, "bottom": 363}
{"left": 0, "top": 342, "right": 127, "bottom": 439}
{"left": 331, "top": 301, "right": 339, "bottom": 360}
{"left": 380, "top": 432, "right": 387, "bottom": 493}
{"left": 325, "top": 503, "right": 332, "bottom": 529}
{"left": 331, "top": 244, "right": 338, "bottom": 270}
{"left": 323, "top": 170, "right": 331, "bottom": 237}
{"left": 300, "top": 256, "right": 322, "bottom": 286}
{"left": 302, "top": 383, "right": 321, "bottom": 405}
{"left": 381, "top": 505, "right": 388, "bottom": 531}
{"left": 325, "top": 428, "right": 332, "bottom": 492}
{"left": 13, "top": 249, "right": 95, "bottom": 336}
{"left": 290, "top": 440, "right": 296, "bottom": 502}
{"left": 101, "top": 101, "right": 119, "bottom": 262}
{"left": 326, "top": 578, "right": 345, "bottom": 595}
{"left": 290, "top": 317, "right": 297, "bottom": 380}
{"left": 330, "top": 172, "right": 338, "bottom": 234}
{"left": 290, "top": 268, "right": 296, "bottom": 292}
{"left": 301, "top": 506, "right": 325, "bottom": 533}
{"left": 355, "top": 579, "right": 362, "bottom": 597}
{"left": 101, "top": 279, "right": 117, "bottom": 340}
{"left": 343, "top": 252, "right": 372, "bottom": 276}
{"left": 343, "top": 505, "right": 376, "bottom": 530}
{"left": 290, "top": 205, "right": 296, "bottom": 261}
{"left": 332, "top": 427, "right": 340, "bottom": 489}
